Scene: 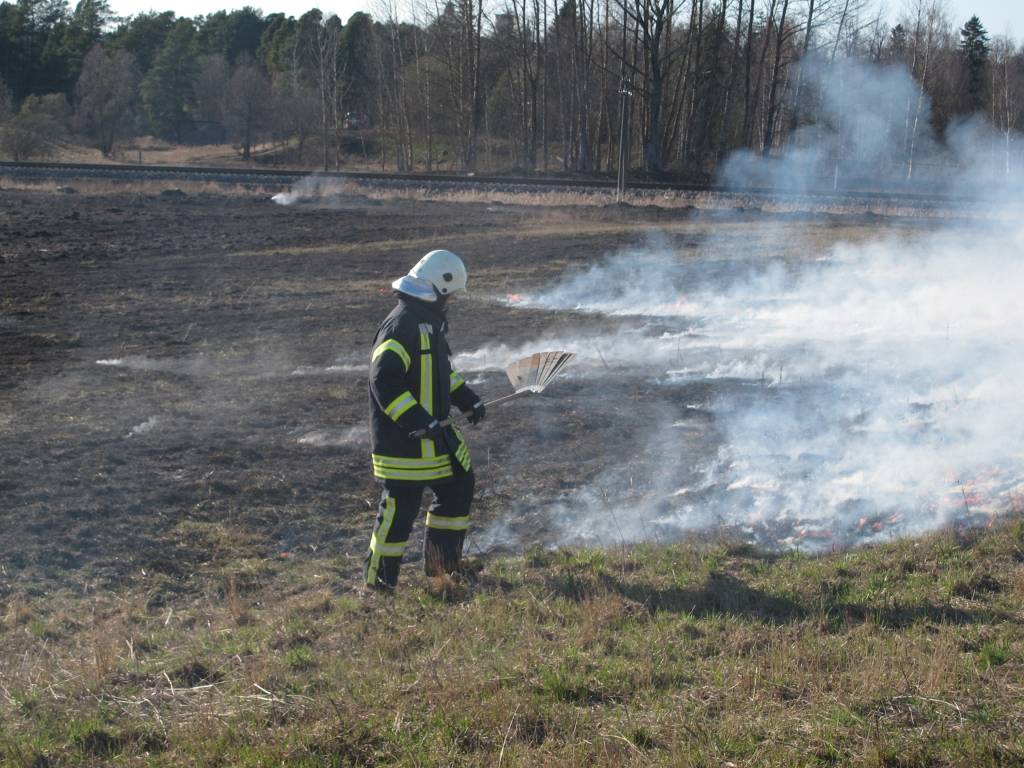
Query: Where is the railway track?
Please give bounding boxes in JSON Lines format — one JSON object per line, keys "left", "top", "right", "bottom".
{"left": 0, "top": 159, "right": 979, "bottom": 207}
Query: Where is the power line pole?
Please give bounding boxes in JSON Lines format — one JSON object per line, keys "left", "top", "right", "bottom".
{"left": 616, "top": 78, "right": 633, "bottom": 203}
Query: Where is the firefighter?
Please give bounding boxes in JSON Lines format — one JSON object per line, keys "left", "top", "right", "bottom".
{"left": 364, "top": 249, "right": 486, "bottom": 590}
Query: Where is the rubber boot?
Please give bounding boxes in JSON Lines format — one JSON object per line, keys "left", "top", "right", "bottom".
{"left": 365, "top": 554, "right": 401, "bottom": 590}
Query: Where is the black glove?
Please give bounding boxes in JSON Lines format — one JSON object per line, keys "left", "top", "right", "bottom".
{"left": 466, "top": 401, "right": 486, "bottom": 425}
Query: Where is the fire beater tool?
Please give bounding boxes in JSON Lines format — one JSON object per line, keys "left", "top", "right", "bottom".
{"left": 409, "top": 350, "right": 575, "bottom": 438}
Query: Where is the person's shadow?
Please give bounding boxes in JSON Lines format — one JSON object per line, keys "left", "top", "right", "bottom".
{"left": 542, "top": 568, "right": 1014, "bottom": 629}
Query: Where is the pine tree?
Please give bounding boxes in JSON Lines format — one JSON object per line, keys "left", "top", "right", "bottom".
{"left": 959, "top": 15, "right": 989, "bottom": 113}
{"left": 140, "top": 18, "right": 197, "bottom": 140}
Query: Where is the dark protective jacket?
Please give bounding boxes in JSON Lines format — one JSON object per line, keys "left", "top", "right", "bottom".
{"left": 368, "top": 296, "right": 480, "bottom": 484}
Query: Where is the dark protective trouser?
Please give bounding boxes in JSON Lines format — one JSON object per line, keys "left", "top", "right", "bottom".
{"left": 364, "top": 471, "right": 475, "bottom": 588}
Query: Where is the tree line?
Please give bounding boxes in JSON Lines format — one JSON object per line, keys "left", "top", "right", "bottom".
{"left": 1, "top": 0, "right": 1021, "bottom": 185}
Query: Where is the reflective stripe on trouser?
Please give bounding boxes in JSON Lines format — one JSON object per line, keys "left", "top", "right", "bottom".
{"left": 363, "top": 472, "right": 474, "bottom": 586}
{"left": 365, "top": 487, "right": 422, "bottom": 588}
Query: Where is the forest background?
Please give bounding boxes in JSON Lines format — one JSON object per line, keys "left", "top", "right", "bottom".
{"left": 0, "top": 0, "right": 1020, "bottom": 187}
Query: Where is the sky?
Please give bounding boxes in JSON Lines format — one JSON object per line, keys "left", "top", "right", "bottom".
{"left": 107, "top": 0, "right": 1021, "bottom": 41}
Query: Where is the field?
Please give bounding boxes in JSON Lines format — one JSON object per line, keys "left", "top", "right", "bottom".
{"left": 2, "top": 182, "right": 1023, "bottom": 766}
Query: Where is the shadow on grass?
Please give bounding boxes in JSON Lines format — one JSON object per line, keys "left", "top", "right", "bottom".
{"left": 606, "top": 571, "right": 806, "bottom": 623}
{"left": 543, "top": 570, "right": 1015, "bottom": 628}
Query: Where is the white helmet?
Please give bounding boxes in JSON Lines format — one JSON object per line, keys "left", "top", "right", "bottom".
{"left": 392, "top": 249, "right": 467, "bottom": 302}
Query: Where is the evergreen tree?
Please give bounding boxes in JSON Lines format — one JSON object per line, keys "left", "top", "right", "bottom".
{"left": 0, "top": 75, "right": 12, "bottom": 120}
{"left": 140, "top": 17, "right": 196, "bottom": 139}
{"left": 888, "top": 24, "right": 908, "bottom": 61}
{"left": 0, "top": 0, "right": 74, "bottom": 101}
{"left": 60, "top": 0, "right": 112, "bottom": 81}
{"left": 1, "top": 91, "right": 66, "bottom": 158}
{"left": 342, "top": 12, "right": 374, "bottom": 121}
{"left": 256, "top": 13, "right": 296, "bottom": 78}
{"left": 109, "top": 11, "right": 176, "bottom": 74}
{"left": 959, "top": 15, "right": 989, "bottom": 113}
{"left": 196, "top": 7, "right": 266, "bottom": 64}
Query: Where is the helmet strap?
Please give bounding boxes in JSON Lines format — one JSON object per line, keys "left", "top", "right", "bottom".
{"left": 433, "top": 288, "right": 449, "bottom": 313}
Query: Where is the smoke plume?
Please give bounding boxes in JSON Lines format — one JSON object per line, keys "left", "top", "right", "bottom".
{"left": 719, "top": 56, "right": 1023, "bottom": 200}
{"left": 473, "top": 219, "right": 1024, "bottom": 551}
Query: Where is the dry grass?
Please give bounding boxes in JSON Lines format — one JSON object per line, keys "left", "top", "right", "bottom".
{"left": 6, "top": 162, "right": 1008, "bottom": 219}
{"left": 49, "top": 138, "right": 249, "bottom": 167}
{"left": 335, "top": 179, "right": 1003, "bottom": 219}
{"left": 0, "top": 177, "right": 279, "bottom": 198}
{"left": 1, "top": 517, "right": 1022, "bottom": 766}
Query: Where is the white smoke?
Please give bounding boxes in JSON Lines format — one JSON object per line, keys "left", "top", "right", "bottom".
{"left": 271, "top": 175, "right": 327, "bottom": 206}
{"left": 290, "top": 363, "right": 367, "bottom": 376}
{"left": 719, "top": 56, "right": 1024, "bottom": 202}
{"left": 127, "top": 416, "right": 161, "bottom": 437}
{"left": 271, "top": 176, "right": 368, "bottom": 208}
{"left": 297, "top": 427, "right": 368, "bottom": 447}
{"left": 96, "top": 352, "right": 368, "bottom": 379}
{"left": 474, "top": 220, "right": 1024, "bottom": 550}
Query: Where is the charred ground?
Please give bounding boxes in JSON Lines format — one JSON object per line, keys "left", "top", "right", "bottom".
{"left": 1, "top": 186, "right": 942, "bottom": 597}
{"left": 2, "top": 186, "right": 1023, "bottom": 767}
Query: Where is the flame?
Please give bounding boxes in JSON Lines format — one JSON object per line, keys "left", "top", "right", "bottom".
{"left": 797, "top": 528, "right": 833, "bottom": 540}
{"left": 856, "top": 513, "right": 901, "bottom": 533}
{"left": 506, "top": 293, "right": 524, "bottom": 304}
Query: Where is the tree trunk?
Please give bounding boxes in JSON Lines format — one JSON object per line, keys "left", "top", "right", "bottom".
{"left": 761, "top": 0, "right": 789, "bottom": 155}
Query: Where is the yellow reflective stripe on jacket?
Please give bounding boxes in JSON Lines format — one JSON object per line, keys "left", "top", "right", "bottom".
{"left": 454, "top": 442, "right": 471, "bottom": 471}
{"left": 372, "top": 454, "right": 451, "bottom": 469}
{"left": 418, "top": 326, "right": 436, "bottom": 462}
{"left": 372, "top": 452, "right": 454, "bottom": 481}
{"left": 373, "top": 465, "right": 454, "bottom": 481}
{"left": 450, "top": 370, "right": 466, "bottom": 392}
{"left": 383, "top": 391, "right": 417, "bottom": 421}
{"left": 419, "top": 326, "right": 433, "bottom": 416}
{"left": 449, "top": 423, "right": 471, "bottom": 471}
{"left": 372, "top": 339, "right": 412, "bottom": 371}
{"left": 425, "top": 513, "right": 470, "bottom": 531}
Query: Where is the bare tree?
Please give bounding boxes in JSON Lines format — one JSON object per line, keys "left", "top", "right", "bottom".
{"left": 193, "top": 54, "right": 229, "bottom": 124}
{"left": 409, "top": 0, "right": 436, "bottom": 169}
{"left": 990, "top": 37, "right": 1021, "bottom": 176}
{"left": 269, "top": 76, "right": 318, "bottom": 162}
{"left": 503, "top": 0, "right": 544, "bottom": 168}
{"left": 903, "top": 0, "right": 948, "bottom": 179}
{"left": 73, "top": 44, "right": 139, "bottom": 156}
{"left": 378, "top": 0, "right": 413, "bottom": 170}
{"left": 308, "top": 13, "right": 345, "bottom": 170}
{"left": 761, "top": 0, "right": 792, "bottom": 154}
{"left": 225, "top": 54, "right": 271, "bottom": 160}
{"left": 626, "top": 0, "right": 680, "bottom": 171}
{"left": 433, "top": 0, "right": 485, "bottom": 170}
